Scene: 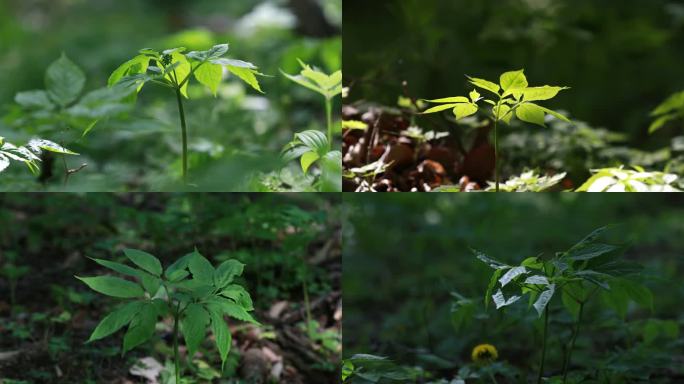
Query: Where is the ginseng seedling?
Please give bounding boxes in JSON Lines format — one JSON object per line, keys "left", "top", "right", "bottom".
{"left": 422, "top": 69, "right": 570, "bottom": 191}
{"left": 107, "top": 44, "right": 264, "bottom": 184}
{"left": 77, "top": 248, "right": 258, "bottom": 382}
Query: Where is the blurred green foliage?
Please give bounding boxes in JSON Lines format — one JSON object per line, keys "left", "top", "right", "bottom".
{"left": 343, "top": 194, "right": 684, "bottom": 381}
{"left": 0, "top": 0, "right": 341, "bottom": 191}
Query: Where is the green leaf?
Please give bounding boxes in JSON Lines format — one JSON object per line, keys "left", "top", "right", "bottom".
{"left": 499, "top": 69, "right": 528, "bottom": 92}
{"left": 87, "top": 301, "right": 145, "bottom": 343}
{"left": 123, "top": 249, "right": 162, "bottom": 276}
{"left": 485, "top": 269, "right": 505, "bottom": 310}
{"left": 649, "top": 114, "right": 675, "bottom": 134}
{"left": 453, "top": 103, "right": 478, "bottom": 120}
{"left": 566, "top": 243, "right": 618, "bottom": 261}
{"left": 533, "top": 284, "right": 555, "bottom": 317}
{"left": 295, "top": 130, "right": 328, "bottom": 154}
{"left": 601, "top": 279, "right": 630, "bottom": 318}
{"left": 425, "top": 96, "right": 469, "bottom": 103}
{"left": 141, "top": 274, "right": 161, "bottom": 294}
{"left": 226, "top": 65, "right": 263, "bottom": 93}
{"left": 181, "top": 303, "right": 210, "bottom": 358}
{"left": 561, "top": 289, "right": 580, "bottom": 319}
{"left": 188, "top": 250, "right": 215, "bottom": 282}
{"left": 45, "top": 54, "right": 85, "bottom": 107}
{"left": 467, "top": 76, "right": 500, "bottom": 95}
{"left": 186, "top": 43, "right": 229, "bottom": 62}
{"left": 170, "top": 51, "right": 191, "bottom": 97}
{"left": 165, "top": 253, "right": 192, "bottom": 279}
{"left": 213, "top": 260, "right": 245, "bottom": 289}
{"left": 76, "top": 275, "right": 144, "bottom": 298}
{"left": 422, "top": 103, "right": 460, "bottom": 114}
{"left": 89, "top": 258, "right": 143, "bottom": 278}
{"left": 469, "top": 89, "right": 480, "bottom": 102}
{"left": 15, "top": 90, "right": 54, "bottom": 110}
{"left": 319, "top": 150, "right": 343, "bottom": 192}
{"left": 618, "top": 279, "right": 653, "bottom": 311}
{"left": 108, "top": 54, "right": 149, "bottom": 88}
{"left": 492, "top": 289, "right": 521, "bottom": 309}
{"left": 194, "top": 62, "right": 223, "bottom": 96}
{"left": 122, "top": 302, "right": 157, "bottom": 353}
{"left": 207, "top": 306, "right": 232, "bottom": 371}
{"left": 219, "top": 284, "right": 254, "bottom": 311}
{"left": 208, "top": 297, "right": 259, "bottom": 325}
{"left": 472, "top": 248, "right": 509, "bottom": 270}
{"left": 537, "top": 105, "right": 570, "bottom": 122}
{"left": 499, "top": 266, "right": 527, "bottom": 287}
{"left": 493, "top": 104, "right": 512, "bottom": 124}
{"left": 522, "top": 86, "right": 568, "bottom": 101}
{"left": 516, "top": 103, "right": 546, "bottom": 127}
{"left": 27, "top": 139, "right": 78, "bottom": 155}
{"left": 300, "top": 151, "right": 320, "bottom": 173}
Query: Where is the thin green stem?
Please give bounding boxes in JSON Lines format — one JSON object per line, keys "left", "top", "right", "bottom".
{"left": 175, "top": 87, "right": 189, "bottom": 184}
{"left": 488, "top": 371, "right": 499, "bottom": 384}
{"left": 493, "top": 115, "right": 499, "bottom": 192}
{"left": 562, "top": 302, "right": 584, "bottom": 383}
{"left": 173, "top": 301, "right": 181, "bottom": 384}
{"left": 325, "top": 96, "right": 333, "bottom": 151}
{"left": 537, "top": 304, "right": 549, "bottom": 384}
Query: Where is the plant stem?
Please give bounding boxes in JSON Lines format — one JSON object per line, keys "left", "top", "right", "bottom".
{"left": 173, "top": 302, "right": 181, "bottom": 384}
{"left": 489, "top": 371, "right": 499, "bottom": 384}
{"left": 562, "top": 302, "right": 584, "bottom": 383}
{"left": 175, "top": 88, "right": 189, "bottom": 184}
{"left": 325, "top": 96, "right": 333, "bottom": 151}
{"left": 494, "top": 117, "right": 499, "bottom": 192}
{"left": 537, "top": 304, "right": 549, "bottom": 384}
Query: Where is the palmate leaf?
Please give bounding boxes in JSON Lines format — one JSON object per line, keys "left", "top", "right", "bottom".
{"left": 123, "top": 249, "right": 162, "bottom": 276}
{"left": 207, "top": 297, "right": 259, "bottom": 325}
{"left": 123, "top": 301, "right": 157, "bottom": 353}
{"left": 499, "top": 266, "right": 527, "bottom": 287}
{"left": 492, "top": 289, "right": 521, "bottom": 309}
{"left": 213, "top": 259, "right": 245, "bottom": 289}
{"left": 193, "top": 62, "right": 223, "bottom": 96}
{"left": 207, "top": 305, "right": 232, "bottom": 371}
{"left": 499, "top": 69, "right": 528, "bottom": 93}
{"left": 181, "top": 303, "right": 210, "bottom": 358}
{"left": 188, "top": 249, "right": 215, "bottom": 281}
{"left": 46, "top": 53, "right": 86, "bottom": 107}
{"left": 87, "top": 301, "right": 145, "bottom": 343}
{"left": 533, "top": 284, "right": 555, "bottom": 317}
{"left": 76, "top": 275, "right": 144, "bottom": 298}
{"left": 281, "top": 60, "right": 341, "bottom": 99}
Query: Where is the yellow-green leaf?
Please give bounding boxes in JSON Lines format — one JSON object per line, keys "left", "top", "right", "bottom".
{"left": 516, "top": 103, "right": 546, "bottom": 126}
{"left": 453, "top": 103, "right": 478, "bottom": 120}
{"left": 499, "top": 69, "right": 528, "bottom": 91}
{"left": 227, "top": 66, "right": 263, "bottom": 93}
{"left": 300, "top": 151, "right": 320, "bottom": 173}
{"left": 194, "top": 62, "right": 223, "bottom": 96}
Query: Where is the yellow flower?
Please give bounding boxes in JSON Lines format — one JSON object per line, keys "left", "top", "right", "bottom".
{"left": 471, "top": 343, "right": 498, "bottom": 364}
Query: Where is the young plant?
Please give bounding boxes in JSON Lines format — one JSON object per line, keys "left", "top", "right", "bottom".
{"left": 474, "top": 226, "right": 652, "bottom": 384}
{"left": 281, "top": 60, "right": 342, "bottom": 192}
{"left": 576, "top": 166, "right": 680, "bottom": 192}
{"left": 281, "top": 60, "right": 342, "bottom": 149}
{"left": 422, "top": 69, "right": 570, "bottom": 191}
{"left": 76, "top": 248, "right": 258, "bottom": 382}
{"left": 107, "top": 44, "right": 264, "bottom": 184}
{"left": 0, "top": 137, "right": 76, "bottom": 175}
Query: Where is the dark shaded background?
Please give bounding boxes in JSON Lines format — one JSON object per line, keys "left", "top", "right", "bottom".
{"left": 343, "top": 194, "right": 684, "bottom": 381}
